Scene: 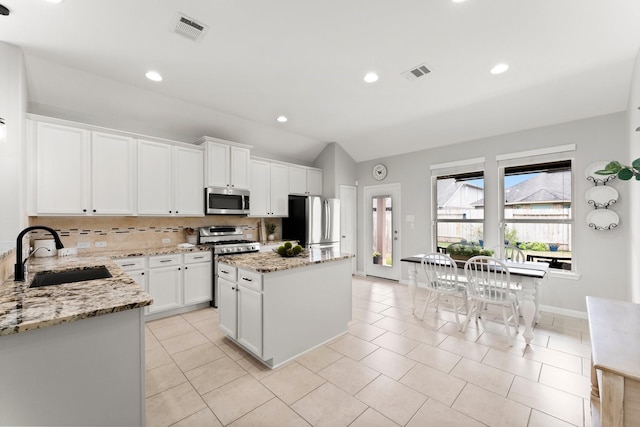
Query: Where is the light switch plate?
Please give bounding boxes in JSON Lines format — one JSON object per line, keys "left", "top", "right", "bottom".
{"left": 95, "top": 241, "right": 107, "bottom": 248}
{"left": 162, "top": 238, "right": 170, "bottom": 244}
{"left": 77, "top": 241, "right": 90, "bottom": 249}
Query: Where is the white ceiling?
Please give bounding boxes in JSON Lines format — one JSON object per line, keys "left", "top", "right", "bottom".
{"left": 1, "top": 0, "right": 640, "bottom": 163}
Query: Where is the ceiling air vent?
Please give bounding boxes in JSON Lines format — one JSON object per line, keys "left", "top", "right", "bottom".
{"left": 172, "top": 13, "right": 209, "bottom": 43}
{"left": 402, "top": 63, "right": 432, "bottom": 81}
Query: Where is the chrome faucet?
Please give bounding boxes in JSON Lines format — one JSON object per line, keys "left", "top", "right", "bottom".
{"left": 14, "top": 226, "right": 64, "bottom": 282}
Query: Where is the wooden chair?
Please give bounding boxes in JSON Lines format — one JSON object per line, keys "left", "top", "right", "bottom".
{"left": 420, "top": 253, "right": 468, "bottom": 331}
{"left": 463, "top": 256, "right": 519, "bottom": 345}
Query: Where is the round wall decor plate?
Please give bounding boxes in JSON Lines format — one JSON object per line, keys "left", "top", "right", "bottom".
{"left": 586, "top": 209, "right": 619, "bottom": 231}
{"left": 585, "top": 186, "right": 618, "bottom": 208}
{"left": 584, "top": 161, "right": 616, "bottom": 184}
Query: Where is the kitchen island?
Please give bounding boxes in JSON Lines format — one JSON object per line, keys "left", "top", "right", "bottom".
{"left": 218, "top": 248, "right": 353, "bottom": 368}
{"left": 0, "top": 255, "right": 152, "bottom": 427}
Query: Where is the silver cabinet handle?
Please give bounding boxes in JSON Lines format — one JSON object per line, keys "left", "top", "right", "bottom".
{"left": 194, "top": 256, "right": 205, "bottom": 259}
{"left": 241, "top": 277, "right": 252, "bottom": 282}
{"left": 160, "top": 259, "right": 172, "bottom": 263}
{"left": 121, "top": 263, "right": 135, "bottom": 267}
{"left": 221, "top": 269, "right": 229, "bottom": 274}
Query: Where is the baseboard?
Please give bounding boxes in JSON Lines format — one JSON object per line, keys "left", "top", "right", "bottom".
{"left": 354, "top": 270, "right": 366, "bottom": 276}
{"left": 539, "top": 304, "right": 587, "bottom": 319}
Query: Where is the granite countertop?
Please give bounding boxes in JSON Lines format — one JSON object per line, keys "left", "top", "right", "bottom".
{"left": 0, "top": 255, "right": 154, "bottom": 336}
{"left": 0, "top": 245, "right": 212, "bottom": 336}
{"left": 218, "top": 248, "right": 353, "bottom": 273}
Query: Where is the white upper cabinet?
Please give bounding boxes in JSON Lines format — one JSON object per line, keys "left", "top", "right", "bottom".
{"left": 289, "top": 165, "right": 323, "bottom": 196}
{"left": 36, "top": 122, "right": 90, "bottom": 215}
{"left": 91, "top": 132, "right": 136, "bottom": 215}
{"left": 138, "top": 140, "right": 204, "bottom": 216}
{"left": 173, "top": 146, "right": 204, "bottom": 216}
{"left": 198, "top": 137, "right": 252, "bottom": 190}
{"left": 249, "top": 160, "right": 289, "bottom": 217}
{"left": 138, "top": 140, "right": 173, "bottom": 215}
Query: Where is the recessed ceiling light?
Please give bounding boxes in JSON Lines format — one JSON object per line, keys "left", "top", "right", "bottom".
{"left": 145, "top": 71, "right": 163, "bottom": 82}
{"left": 276, "top": 115, "right": 288, "bottom": 123}
{"left": 490, "top": 63, "right": 509, "bottom": 75}
{"left": 45, "top": 0, "right": 64, "bottom": 3}
{"left": 451, "top": 0, "right": 467, "bottom": 3}
{"left": 364, "top": 72, "right": 379, "bottom": 83}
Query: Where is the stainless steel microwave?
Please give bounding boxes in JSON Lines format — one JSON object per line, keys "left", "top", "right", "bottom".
{"left": 205, "top": 187, "right": 250, "bottom": 215}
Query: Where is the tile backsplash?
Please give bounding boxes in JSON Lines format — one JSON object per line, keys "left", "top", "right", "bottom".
{"left": 27, "top": 216, "right": 281, "bottom": 255}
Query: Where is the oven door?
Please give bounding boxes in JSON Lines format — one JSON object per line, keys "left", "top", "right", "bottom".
{"left": 206, "top": 187, "right": 250, "bottom": 215}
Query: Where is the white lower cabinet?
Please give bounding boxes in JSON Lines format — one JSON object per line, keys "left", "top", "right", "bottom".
{"left": 116, "top": 251, "right": 212, "bottom": 317}
{"left": 183, "top": 252, "right": 212, "bottom": 305}
{"left": 218, "top": 277, "right": 238, "bottom": 338}
{"left": 148, "top": 255, "right": 183, "bottom": 314}
{"left": 218, "top": 265, "right": 263, "bottom": 357}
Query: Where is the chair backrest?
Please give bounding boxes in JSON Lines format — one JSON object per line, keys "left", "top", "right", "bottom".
{"left": 464, "top": 256, "right": 514, "bottom": 301}
{"left": 421, "top": 252, "right": 459, "bottom": 292}
{"left": 490, "top": 245, "right": 526, "bottom": 262}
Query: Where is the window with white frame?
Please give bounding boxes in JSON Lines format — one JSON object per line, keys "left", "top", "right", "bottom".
{"left": 499, "top": 155, "right": 574, "bottom": 271}
{"left": 432, "top": 160, "right": 485, "bottom": 252}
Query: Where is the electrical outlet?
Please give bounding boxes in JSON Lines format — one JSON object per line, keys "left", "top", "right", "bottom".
{"left": 162, "top": 238, "right": 170, "bottom": 244}
{"left": 58, "top": 247, "right": 78, "bottom": 257}
{"left": 95, "top": 241, "right": 107, "bottom": 248}
{"left": 77, "top": 241, "right": 90, "bottom": 249}
{"left": 246, "top": 233, "right": 253, "bottom": 239}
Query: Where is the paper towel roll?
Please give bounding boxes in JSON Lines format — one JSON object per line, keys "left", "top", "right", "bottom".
{"left": 33, "top": 239, "right": 56, "bottom": 257}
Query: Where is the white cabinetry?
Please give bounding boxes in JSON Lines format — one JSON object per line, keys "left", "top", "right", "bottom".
{"left": 198, "top": 137, "right": 252, "bottom": 190}
{"left": 249, "top": 159, "right": 289, "bottom": 217}
{"left": 289, "top": 166, "right": 323, "bottom": 196}
{"left": 217, "top": 264, "right": 263, "bottom": 357}
{"left": 34, "top": 122, "right": 137, "bottom": 215}
{"left": 36, "top": 121, "right": 89, "bottom": 215}
{"left": 183, "top": 251, "right": 212, "bottom": 305}
{"left": 147, "top": 254, "right": 182, "bottom": 314}
{"left": 91, "top": 132, "right": 136, "bottom": 215}
{"left": 173, "top": 146, "right": 204, "bottom": 216}
{"left": 138, "top": 140, "right": 204, "bottom": 216}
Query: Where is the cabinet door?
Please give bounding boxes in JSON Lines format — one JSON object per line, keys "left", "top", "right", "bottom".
{"left": 237, "top": 285, "right": 263, "bottom": 357}
{"left": 36, "top": 122, "right": 90, "bottom": 214}
{"left": 174, "top": 146, "right": 204, "bottom": 216}
{"left": 91, "top": 132, "right": 136, "bottom": 215}
{"left": 218, "top": 277, "right": 237, "bottom": 338}
{"left": 270, "top": 163, "right": 289, "bottom": 216}
{"left": 307, "top": 169, "right": 323, "bottom": 196}
{"left": 206, "top": 141, "right": 230, "bottom": 187}
{"left": 289, "top": 166, "right": 307, "bottom": 195}
{"left": 230, "top": 146, "right": 251, "bottom": 190}
{"left": 183, "top": 262, "right": 212, "bottom": 305}
{"left": 138, "top": 140, "right": 173, "bottom": 215}
{"left": 249, "top": 159, "right": 270, "bottom": 217}
{"left": 147, "top": 266, "right": 182, "bottom": 313}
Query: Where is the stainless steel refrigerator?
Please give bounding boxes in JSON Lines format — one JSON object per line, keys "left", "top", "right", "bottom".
{"left": 282, "top": 195, "right": 340, "bottom": 250}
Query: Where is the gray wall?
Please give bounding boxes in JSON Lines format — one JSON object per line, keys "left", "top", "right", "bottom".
{"left": 314, "top": 142, "right": 357, "bottom": 198}
{"left": 628, "top": 47, "right": 640, "bottom": 303}
{"left": 357, "top": 112, "right": 630, "bottom": 314}
{"left": 0, "top": 42, "right": 27, "bottom": 243}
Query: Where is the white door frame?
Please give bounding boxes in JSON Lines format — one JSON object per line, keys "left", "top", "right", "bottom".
{"left": 339, "top": 185, "right": 357, "bottom": 274}
{"left": 363, "top": 183, "right": 401, "bottom": 281}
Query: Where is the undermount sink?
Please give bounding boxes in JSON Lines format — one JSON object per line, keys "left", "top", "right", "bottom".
{"left": 29, "top": 265, "right": 112, "bottom": 288}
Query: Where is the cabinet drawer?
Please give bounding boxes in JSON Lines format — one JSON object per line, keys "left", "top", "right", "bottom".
{"left": 114, "top": 257, "right": 146, "bottom": 271}
{"left": 149, "top": 254, "right": 181, "bottom": 268}
{"left": 184, "top": 251, "right": 212, "bottom": 264}
{"left": 218, "top": 264, "right": 237, "bottom": 281}
{"left": 238, "top": 269, "right": 262, "bottom": 292}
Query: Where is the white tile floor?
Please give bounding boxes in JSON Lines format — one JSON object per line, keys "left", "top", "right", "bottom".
{"left": 145, "top": 276, "right": 593, "bottom": 427}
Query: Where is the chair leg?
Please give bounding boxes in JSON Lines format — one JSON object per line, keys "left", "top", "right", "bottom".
{"left": 452, "top": 296, "right": 462, "bottom": 331}
{"left": 462, "top": 300, "right": 475, "bottom": 332}
{"left": 502, "top": 306, "right": 514, "bottom": 346}
{"left": 511, "top": 302, "right": 520, "bottom": 332}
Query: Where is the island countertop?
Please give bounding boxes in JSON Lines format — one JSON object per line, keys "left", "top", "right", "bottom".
{"left": 0, "top": 255, "right": 153, "bottom": 336}
{"left": 218, "top": 248, "right": 353, "bottom": 273}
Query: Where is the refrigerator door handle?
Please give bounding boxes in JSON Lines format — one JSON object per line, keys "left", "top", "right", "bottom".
{"left": 324, "top": 200, "right": 330, "bottom": 240}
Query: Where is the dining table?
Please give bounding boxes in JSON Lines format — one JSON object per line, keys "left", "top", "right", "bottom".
{"left": 401, "top": 254, "right": 549, "bottom": 345}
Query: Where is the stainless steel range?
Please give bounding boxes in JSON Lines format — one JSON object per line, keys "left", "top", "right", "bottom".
{"left": 198, "top": 226, "right": 260, "bottom": 307}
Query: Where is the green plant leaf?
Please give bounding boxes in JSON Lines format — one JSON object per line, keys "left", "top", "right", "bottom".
{"left": 618, "top": 168, "right": 634, "bottom": 180}
{"left": 607, "top": 161, "right": 624, "bottom": 172}
{"left": 594, "top": 169, "right": 614, "bottom": 175}
{"left": 632, "top": 158, "right": 640, "bottom": 169}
